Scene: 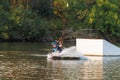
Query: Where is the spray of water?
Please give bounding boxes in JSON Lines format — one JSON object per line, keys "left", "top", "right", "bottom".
{"left": 59, "top": 46, "right": 87, "bottom": 60}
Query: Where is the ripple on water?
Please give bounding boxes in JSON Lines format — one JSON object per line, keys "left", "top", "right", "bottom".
{"left": 0, "top": 53, "right": 120, "bottom": 80}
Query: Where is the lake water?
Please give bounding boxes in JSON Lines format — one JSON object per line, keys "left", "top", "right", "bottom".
{"left": 0, "top": 42, "right": 120, "bottom": 80}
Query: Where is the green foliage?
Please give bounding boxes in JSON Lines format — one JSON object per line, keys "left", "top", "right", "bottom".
{"left": 32, "top": 0, "right": 52, "bottom": 17}
{"left": 0, "top": 0, "right": 10, "bottom": 40}
{"left": 9, "top": 5, "right": 50, "bottom": 41}
{"left": 0, "top": 1, "right": 50, "bottom": 41}
{"left": 86, "top": 0, "right": 120, "bottom": 39}
{"left": 0, "top": 0, "right": 120, "bottom": 42}
{"left": 52, "top": 0, "right": 120, "bottom": 41}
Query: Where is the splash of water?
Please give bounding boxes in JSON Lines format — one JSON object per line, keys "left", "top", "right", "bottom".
{"left": 59, "top": 46, "right": 87, "bottom": 60}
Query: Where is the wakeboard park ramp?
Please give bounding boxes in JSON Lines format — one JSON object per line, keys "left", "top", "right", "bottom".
{"left": 76, "top": 38, "right": 120, "bottom": 56}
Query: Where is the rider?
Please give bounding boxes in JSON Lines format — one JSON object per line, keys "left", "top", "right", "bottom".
{"left": 51, "top": 40, "right": 57, "bottom": 52}
{"left": 51, "top": 37, "right": 63, "bottom": 53}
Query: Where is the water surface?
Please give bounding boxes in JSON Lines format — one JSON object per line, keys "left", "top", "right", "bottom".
{"left": 0, "top": 42, "right": 120, "bottom": 80}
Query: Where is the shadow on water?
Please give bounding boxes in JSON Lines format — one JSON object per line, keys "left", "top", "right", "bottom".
{"left": 0, "top": 42, "right": 120, "bottom": 80}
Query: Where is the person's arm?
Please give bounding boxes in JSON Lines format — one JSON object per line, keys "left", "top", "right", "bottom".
{"left": 59, "top": 41, "right": 62, "bottom": 47}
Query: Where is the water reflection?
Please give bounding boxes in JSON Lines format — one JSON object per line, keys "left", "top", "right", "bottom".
{"left": 1, "top": 52, "right": 120, "bottom": 80}
{"left": 47, "top": 56, "right": 120, "bottom": 80}
{"left": 103, "top": 57, "right": 120, "bottom": 80}
{"left": 0, "top": 56, "right": 46, "bottom": 80}
{"left": 0, "top": 53, "right": 103, "bottom": 80}
{"left": 47, "top": 58, "right": 103, "bottom": 80}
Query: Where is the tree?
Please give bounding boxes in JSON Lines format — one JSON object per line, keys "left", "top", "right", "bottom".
{"left": 0, "top": 0, "right": 11, "bottom": 40}
{"left": 87, "top": 0, "right": 120, "bottom": 41}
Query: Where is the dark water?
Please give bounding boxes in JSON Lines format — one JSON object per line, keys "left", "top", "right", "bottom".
{"left": 0, "top": 43, "right": 120, "bottom": 80}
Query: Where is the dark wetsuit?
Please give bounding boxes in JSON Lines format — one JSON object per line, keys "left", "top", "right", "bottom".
{"left": 56, "top": 44, "right": 62, "bottom": 52}
{"left": 52, "top": 41, "right": 62, "bottom": 52}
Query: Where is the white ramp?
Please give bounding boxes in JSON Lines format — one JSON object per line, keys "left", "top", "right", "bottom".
{"left": 76, "top": 38, "right": 120, "bottom": 56}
